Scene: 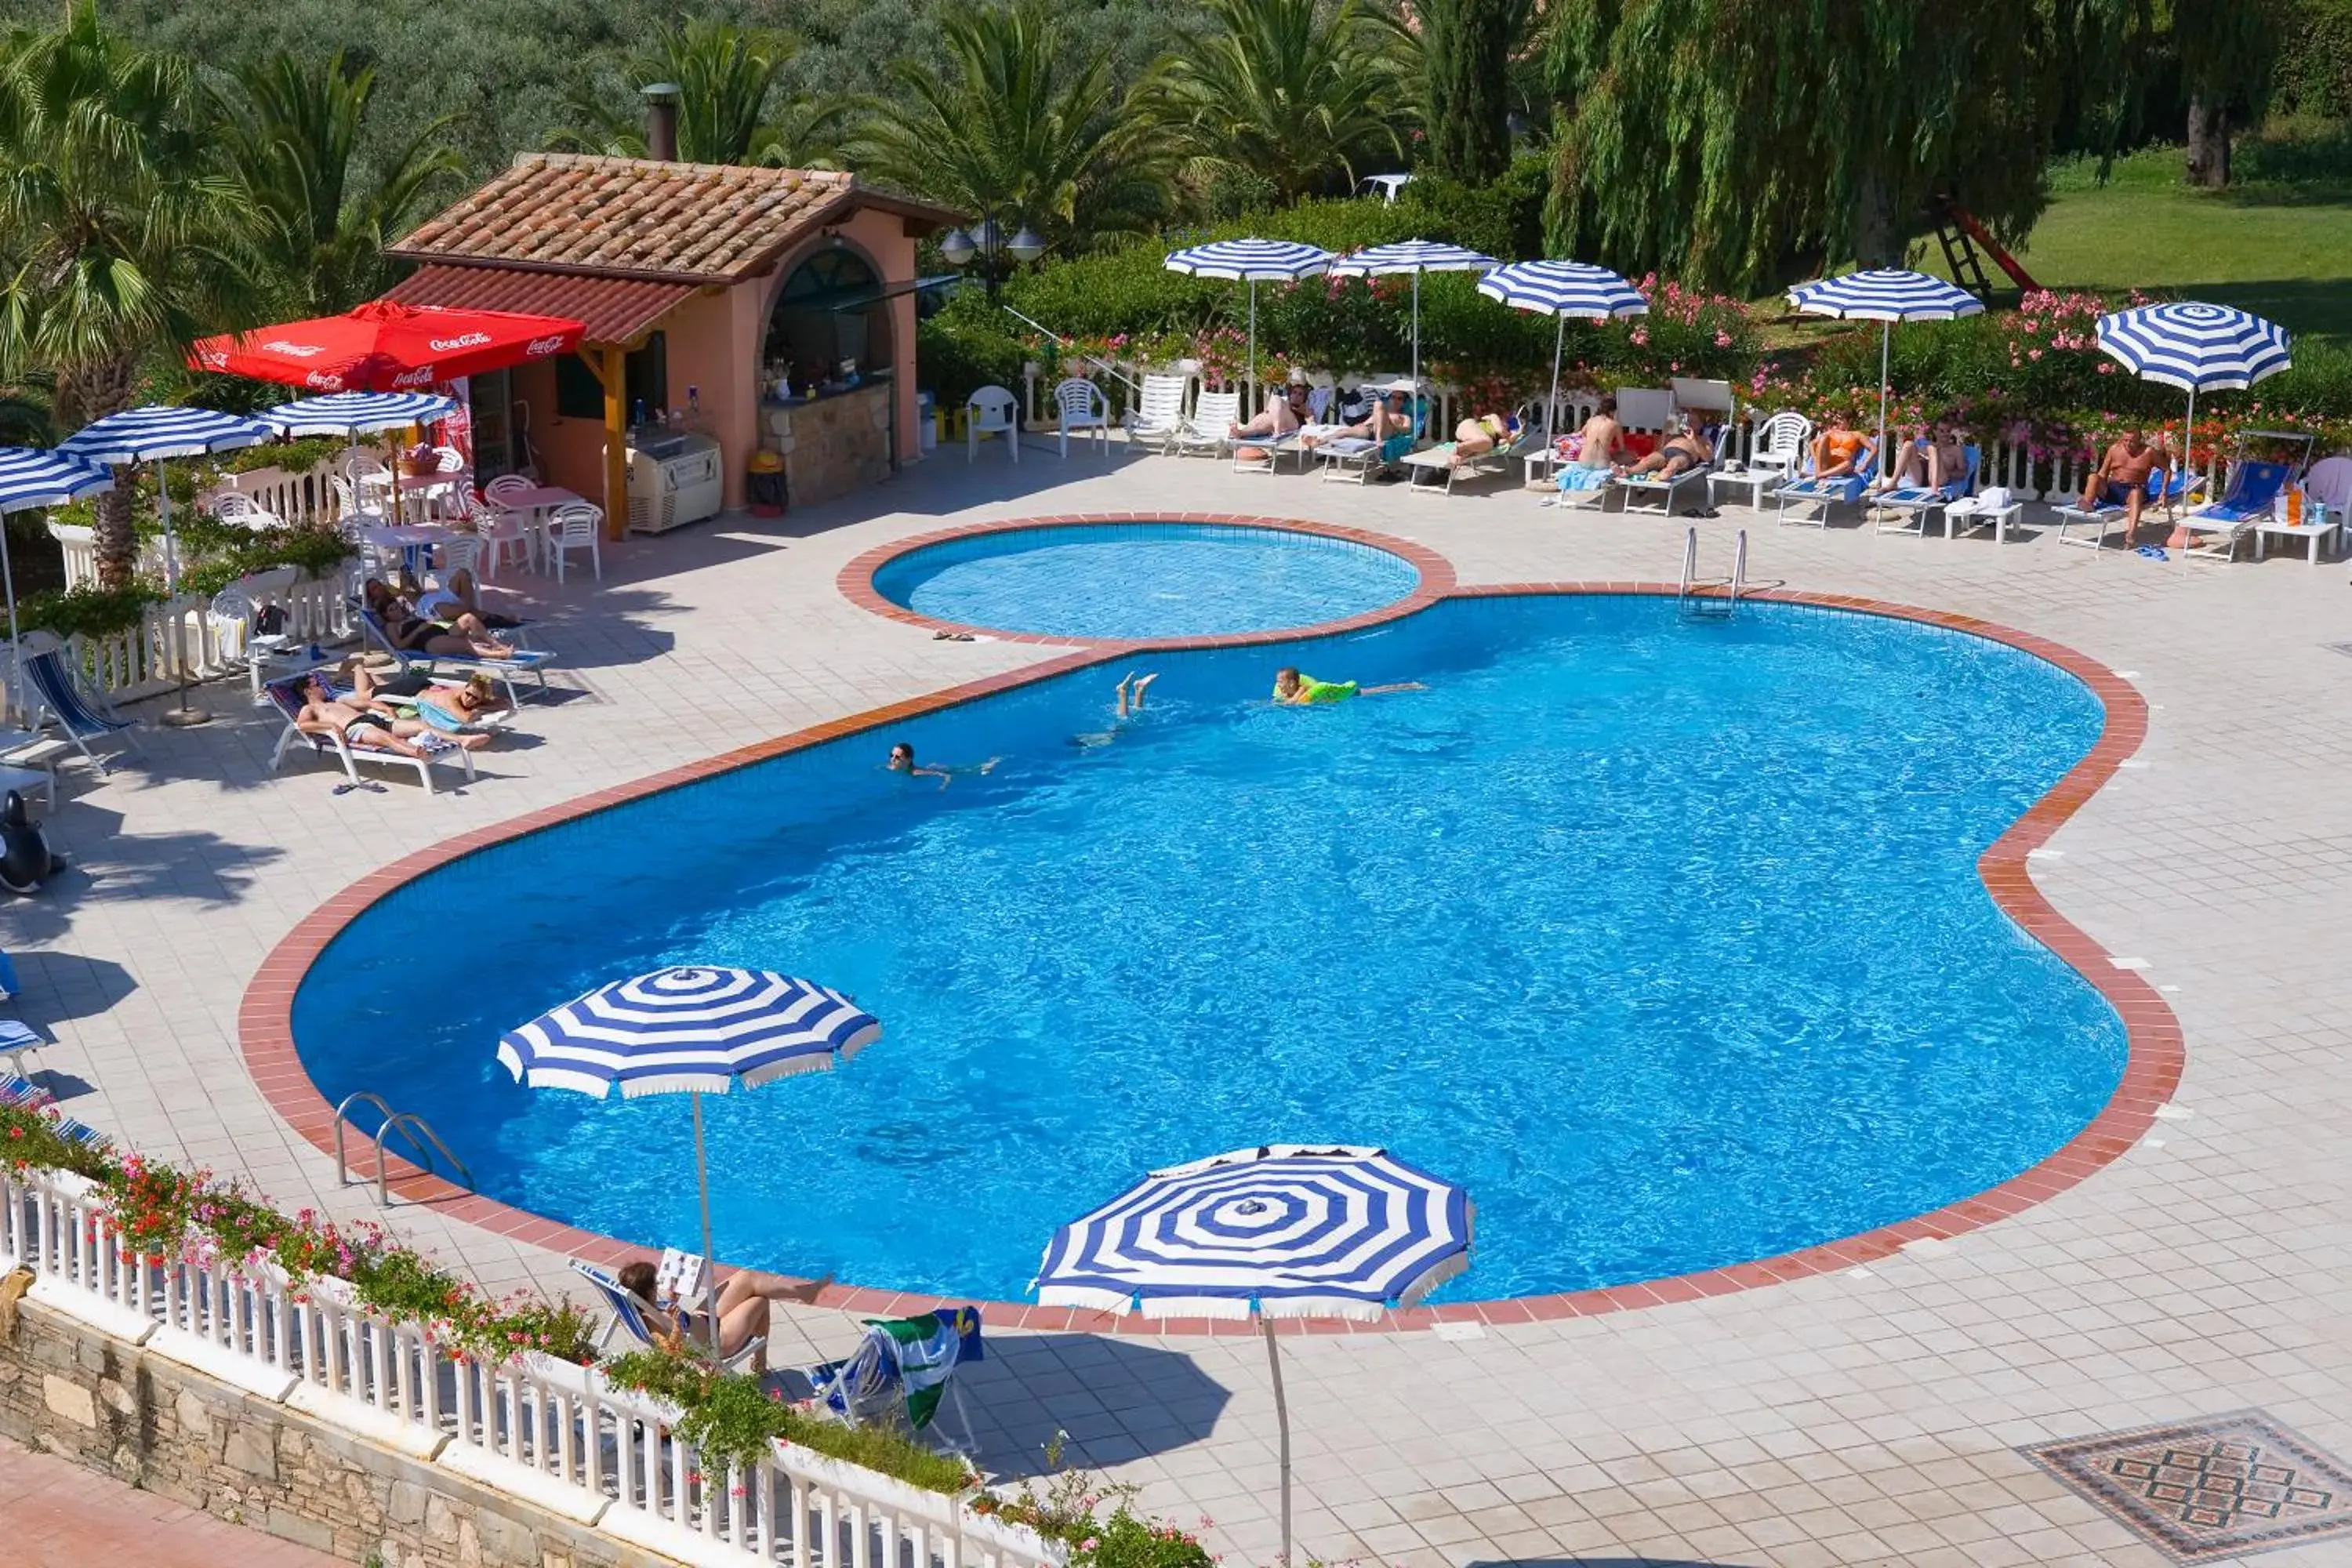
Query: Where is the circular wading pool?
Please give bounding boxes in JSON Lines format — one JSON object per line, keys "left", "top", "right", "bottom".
{"left": 866, "top": 520, "right": 1424, "bottom": 640}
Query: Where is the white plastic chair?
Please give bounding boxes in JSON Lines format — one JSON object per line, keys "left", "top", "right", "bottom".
{"left": 211, "top": 492, "right": 284, "bottom": 530}
{"left": 1748, "top": 410, "right": 1813, "bottom": 479}
{"left": 466, "top": 496, "right": 532, "bottom": 579}
{"left": 209, "top": 568, "right": 300, "bottom": 700}
{"left": 434, "top": 534, "right": 485, "bottom": 581}
{"left": 1125, "top": 372, "right": 1189, "bottom": 453}
{"left": 1171, "top": 390, "right": 1242, "bottom": 458}
{"left": 544, "top": 502, "right": 603, "bottom": 583}
{"left": 1054, "top": 378, "right": 1112, "bottom": 458}
{"left": 966, "top": 386, "right": 1018, "bottom": 463}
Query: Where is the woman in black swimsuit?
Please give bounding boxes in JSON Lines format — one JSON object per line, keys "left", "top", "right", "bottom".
{"left": 361, "top": 579, "right": 519, "bottom": 659}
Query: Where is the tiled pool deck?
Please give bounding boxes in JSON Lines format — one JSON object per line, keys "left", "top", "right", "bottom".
{"left": 12, "top": 442, "right": 2352, "bottom": 1567}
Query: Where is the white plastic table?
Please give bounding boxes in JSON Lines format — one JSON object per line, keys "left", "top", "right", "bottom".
{"left": 2252, "top": 511, "right": 2339, "bottom": 564}
{"left": 1944, "top": 496, "right": 2024, "bottom": 543}
{"left": 1708, "top": 464, "right": 1784, "bottom": 511}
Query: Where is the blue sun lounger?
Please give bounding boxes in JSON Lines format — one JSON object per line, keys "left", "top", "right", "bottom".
{"left": 2176, "top": 459, "right": 2296, "bottom": 565}
{"left": 356, "top": 606, "right": 554, "bottom": 706}
{"left": 1873, "top": 445, "right": 1984, "bottom": 535}
{"left": 1774, "top": 439, "right": 1879, "bottom": 528}
{"left": 2053, "top": 466, "right": 2202, "bottom": 550}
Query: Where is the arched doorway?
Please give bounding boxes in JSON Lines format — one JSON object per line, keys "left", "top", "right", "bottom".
{"left": 763, "top": 243, "right": 894, "bottom": 394}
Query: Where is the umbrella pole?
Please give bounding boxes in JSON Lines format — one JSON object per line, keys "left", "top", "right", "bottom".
{"left": 155, "top": 461, "right": 209, "bottom": 729}
{"left": 1261, "top": 1315, "right": 1293, "bottom": 1566}
{"left": 691, "top": 1090, "right": 719, "bottom": 1355}
{"left": 2183, "top": 385, "right": 2198, "bottom": 492}
{"left": 2, "top": 511, "right": 20, "bottom": 727}
{"left": 1548, "top": 316, "right": 1566, "bottom": 441}
{"left": 1247, "top": 279, "right": 1258, "bottom": 416}
{"left": 1877, "top": 321, "right": 1892, "bottom": 484}
{"left": 1411, "top": 271, "right": 1422, "bottom": 394}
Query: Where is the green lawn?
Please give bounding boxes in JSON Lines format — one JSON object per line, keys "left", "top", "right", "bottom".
{"left": 1929, "top": 140, "right": 2352, "bottom": 345}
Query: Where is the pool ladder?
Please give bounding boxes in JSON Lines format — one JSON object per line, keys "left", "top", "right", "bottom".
{"left": 1678, "top": 525, "right": 1747, "bottom": 619}
{"left": 332, "top": 1091, "right": 474, "bottom": 1208}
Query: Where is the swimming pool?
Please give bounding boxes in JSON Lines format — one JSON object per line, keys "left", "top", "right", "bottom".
{"left": 866, "top": 521, "right": 1423, "bottom": 639}
{"left": 289, "top": 596, "right": 2127, "bottom": 1303}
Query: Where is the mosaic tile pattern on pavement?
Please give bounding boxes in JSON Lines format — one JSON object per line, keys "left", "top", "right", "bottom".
{"left": 2024, "top": 1410, "right": 2352, "bottom": 1563}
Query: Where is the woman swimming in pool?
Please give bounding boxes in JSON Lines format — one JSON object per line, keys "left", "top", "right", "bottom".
{"left": 887, "top": 742, "right": 1000, "bottom": 788}
{"left": 1271, "top": 666, "right": 1426, "bottom": 706}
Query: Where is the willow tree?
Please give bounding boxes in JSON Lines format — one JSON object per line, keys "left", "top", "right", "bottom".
{"left": 1419, "top": 0, "right": 1533, "bottom": 183}
{"left": 1544, "top": 0, "right": 2069, "bottom": 292}
{"left": 2174, "top": 0, "right": 2285, "bottom": 187}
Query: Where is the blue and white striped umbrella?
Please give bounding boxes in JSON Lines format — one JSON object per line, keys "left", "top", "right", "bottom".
{"left": 1786, "top": 270, "right": 1985, "bottom": 474}
{"left": 1785, "top": 268, "right": 1984, "bottom": 324}
{"left": 1164, "top": 238, "right": 1335, "bottom": 282}
{"left": 1478, "top": 261, "right": 1649, "bottom": 436}
{"left": 1166, "top": 239, "right": 1338, "bottom": 404}
{"left": 2096, "top": 302, "right": 2291, "bottom": 477}
{"left": 0, "top": 448, "right": 113, "bottom": 514}
{"left": 1330, "top": 240, "right": 1500, "bottom": 390}
{"left": 1477, "top": 260, "right": 1647, "bottom": 321}
{"left": 1036, "top": 1144, "right": 1472, "bottom": 1320}
{"left": 0, "top": 449, "right": 114, "bottom": 706}
{"left": 60, "top": 405, "right": 273, "bottom": 464}
{"left": 498, "top": 965, "right": 880, "bottom": 1098}
{"left": 1036, "top": 1145, "right": 1472, "bottom": 1565}
{"left": 62, "top": 406, "right": 274, "bottom": 605}
{"left": 500, "top": 966, "right": 879, "bottom": 1324}
{"left": 263, "top": 390, "right": 458, "bottom": 437}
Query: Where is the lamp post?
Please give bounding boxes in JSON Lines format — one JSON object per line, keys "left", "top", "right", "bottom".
{"left": 938, "top": 211, "right": 1045, "bottom": 300}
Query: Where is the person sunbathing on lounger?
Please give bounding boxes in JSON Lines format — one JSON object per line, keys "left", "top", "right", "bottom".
{"left": 1876, "top": 420, "right": 1967, "bottom": 493}
{"left": 1810, "top": 411, "right": 1870, "bottom": 478}
{"left": 295, "top": 669, "right": 490, "bottom": 757}
{"left": 2078, "top": 428, "right": 2170, "bottom": 538}
{"left": 616, "top": 1258, "right": 830, "bottom": 1371}
{"left": 1449, "top": 412, "right": 1521, "bottom": 466}
{"left": 362, "top": 579, "right": 521, "bottom": 660}
{"left": 1232, "top": 381, "right": 1312, "bottom": 463}
{"left": 1617, "top": 416, "right": 1712, "bottom": 479}
{"left": 1304, "top": 388, "right": 1411, "bottom": 449}
{"left": 414, "top": 567, "right": 523, "bottom": 630}
{"left": 415, "top": 672, "right": 509, "bottom": 733}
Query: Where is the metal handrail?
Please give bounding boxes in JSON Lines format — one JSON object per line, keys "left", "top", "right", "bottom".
{"left": 1678, "top": 526, "right": 1697, "bottom": 604}
{"left": 1730, "top": 529, "right": 1749, "bottom": 608}
{"left": 332, "top": 1091, "right": 474, "bottom": 1207}
{"left": 998, "top": 303, "right": 1146, "bottom": 397}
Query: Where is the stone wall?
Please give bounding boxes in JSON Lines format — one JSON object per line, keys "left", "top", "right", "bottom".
{"left": 0, "top": 1292, "right": 676, "bottom": 1568}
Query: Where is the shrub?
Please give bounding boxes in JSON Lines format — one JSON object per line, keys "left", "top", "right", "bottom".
{"left": 15, "top": 582, "right": 163, "bottom": 641}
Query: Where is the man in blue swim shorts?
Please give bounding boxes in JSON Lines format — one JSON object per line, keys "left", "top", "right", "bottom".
{"left": 2076, "top": 427, "right": 2170, "bottom": 539}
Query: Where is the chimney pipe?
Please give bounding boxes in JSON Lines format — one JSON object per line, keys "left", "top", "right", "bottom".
{"left": 641, "top": 82, "right": 681, "bottom": 162}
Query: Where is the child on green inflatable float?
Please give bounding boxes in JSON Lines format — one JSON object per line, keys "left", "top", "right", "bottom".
{"left": 1271, "top": 666, "right": 1427, "bottom": 706}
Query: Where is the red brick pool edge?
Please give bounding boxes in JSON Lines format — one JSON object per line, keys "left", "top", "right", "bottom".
{"left": 238, "top": 551, "right": 2181, "bottom": 1337}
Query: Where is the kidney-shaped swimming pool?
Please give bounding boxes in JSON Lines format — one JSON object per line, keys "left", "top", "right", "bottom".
{"left": 290, "top": 595, "right": 2127, "bottom": 1303}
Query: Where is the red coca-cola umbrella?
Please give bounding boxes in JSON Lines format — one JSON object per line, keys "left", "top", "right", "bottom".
{"left": 189, "top": 300, "right": 584, "bottom": 392}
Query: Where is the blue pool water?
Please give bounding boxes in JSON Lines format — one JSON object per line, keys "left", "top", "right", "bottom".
{"left": 869, "top": 522, "right": 1421, "bottom": 638}
{"left": 292, "top": 597, "right": 2126, "bottom": 1302}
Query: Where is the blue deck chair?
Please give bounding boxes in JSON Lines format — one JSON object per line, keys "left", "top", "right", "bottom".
{"left": 2178, "top": 459, "right": 2293, "bottom": 565}
{"left": 0, "top": 1071, "right": 51, "bottom": 1108}
{"left": 568, "top": 1259, "right": 767, "bottom": 1373}
{"left": 1775, "top": 438, "right": 1880, "bottom": 528}
{"left": 356, "top": 605, "right": 554, "bottom": 707}
{"left": 2053, "top": 465, "right": 2201, "bottom": 551}
{"left": 18, "top": 640, "right": 138, "bottom": 771}
{"left": 0, "top": 949, "right": 17, "bottom": 1000}
{"left": 1317, "top": 396, "right": 1427, "bottom": 485}
{"left": 807, "top": 1307, "right": 983, "bottom": 1450}
{"left": 1873, "top": 445, "right": 1984, "bottom": 536}
{"left": 1610, "top": 423, "right": 1726, "bottom": 517}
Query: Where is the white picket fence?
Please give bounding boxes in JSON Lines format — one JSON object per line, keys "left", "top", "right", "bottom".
{"left": 1022, "top": 363, "right": 2224, "bottom": 503}
{"left": 2, "top": 1163, "right": 1063, "bottom": 1568}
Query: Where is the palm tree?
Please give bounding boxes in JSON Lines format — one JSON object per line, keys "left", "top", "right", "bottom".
{"left": 1160, "top": 0, "right": 1406, "bottom": 207}
{"left": 846, "top": 1, "right": 1172, "bottom": 257}
{"left": 0, "top": 2, "right": 253, "bottom": 588}
{"left": 548, "top": 19, "right": 848, "bottom": 169}
{"left": 216, "top": 50, "right": 462, "bottom": 316}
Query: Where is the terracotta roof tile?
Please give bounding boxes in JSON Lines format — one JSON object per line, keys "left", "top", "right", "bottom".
{"left": 383, "top": 265, "right": 698, "bottom": 346}
{"left": 390, "top": 154, "right": 876, "bottom": 285}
